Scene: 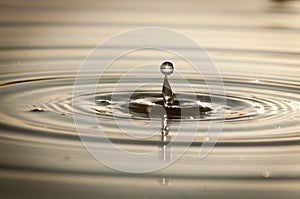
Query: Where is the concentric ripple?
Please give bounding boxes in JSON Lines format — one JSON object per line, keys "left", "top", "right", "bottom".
{"left": 1, "top": 70, "right": 299, "bottom": 145}
{"left": 1, "top": 52, "right": 300, "bottom": 198}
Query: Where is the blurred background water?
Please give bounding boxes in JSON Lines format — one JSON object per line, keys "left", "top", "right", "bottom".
{"left": 0, "top": 0, "right": 300, "bottom": 198}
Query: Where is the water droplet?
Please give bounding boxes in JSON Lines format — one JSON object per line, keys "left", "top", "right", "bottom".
{"left": 204, "top": 136, "right": 210, "bottom": 141}
{"left": 262, "top": 170, "right": 270, "bottom": 178}
{"left": 160, "top": 61, "right": 174, "bottom": 76}
{"left": 161, "top": 62, "right": 175, "bottom": 108}
{"left": 99, "top": 100, "right": 110, "bottom": 105}
{"left": 161, "top": 178, "right": 171, "bottom": 186}
{"left": 30, "top": 108, "right": 45, "bottom": 112}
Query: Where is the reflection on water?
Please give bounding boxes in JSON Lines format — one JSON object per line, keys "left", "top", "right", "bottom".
{"left": 0, "top": 0, "right": 300, "bottom": 198}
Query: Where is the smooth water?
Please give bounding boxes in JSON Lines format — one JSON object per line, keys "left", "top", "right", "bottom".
{"left": 0, "top": 0, "right": 300, "bottom": 198}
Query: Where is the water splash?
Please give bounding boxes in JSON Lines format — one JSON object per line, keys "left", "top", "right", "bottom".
{"left": 161, "top": 61, "right": 175, "bottom": 108}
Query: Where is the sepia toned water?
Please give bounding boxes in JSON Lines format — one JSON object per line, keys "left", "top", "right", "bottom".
{"left": 0, "top": 0, "right": 300, "bottom": 198}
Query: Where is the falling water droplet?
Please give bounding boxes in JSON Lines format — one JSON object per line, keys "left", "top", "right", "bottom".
{"left": 160, "top": 61, "right": 174, "bottom": 75}
{"left": 161, "top": 62, "right": 175, "bottom": 108}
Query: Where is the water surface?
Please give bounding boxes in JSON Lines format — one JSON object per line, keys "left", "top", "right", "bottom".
{"left": 0, "top": 0, "right": 300, "bottom": 198}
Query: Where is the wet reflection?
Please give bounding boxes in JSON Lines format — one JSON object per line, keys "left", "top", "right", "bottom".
{"left": 160, "top": 114, "right": 172, "bottom": 162}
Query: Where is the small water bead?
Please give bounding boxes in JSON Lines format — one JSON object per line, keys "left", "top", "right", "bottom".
{"left": 262, "top": 170, "right": 271, "bottom": 178}
{"left": 98, "top": 100, "right": 111, "bottom": 105}
{"left": 161, "top": 178, "right": 171, "bottom": 186}
{"left": 30, "top": 108, "right": 45, "bottom": 112}
{"left": 30, "top": 105, "right": 45, "bottom": 112}
{"left": 160, "top": 61, "right": 174, "bottom": 75}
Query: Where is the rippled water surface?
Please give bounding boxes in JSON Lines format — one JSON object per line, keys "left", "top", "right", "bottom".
{"left": 1, "top": 0, "right": 300, "bottom": 198}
